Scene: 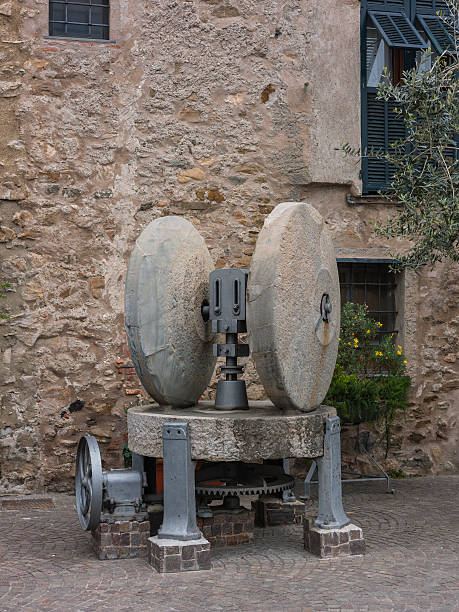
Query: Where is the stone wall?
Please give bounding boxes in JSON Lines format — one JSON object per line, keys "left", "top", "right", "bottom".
{"left": 0, "top": 0, "right": 457, "bottom": 494}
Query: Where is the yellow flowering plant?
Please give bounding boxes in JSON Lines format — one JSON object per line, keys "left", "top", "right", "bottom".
{"left": 326, "top": 302, "right": 411, "bottom": 453}
{"left": 335, "top": 302, "right": 407, "bottom": 376}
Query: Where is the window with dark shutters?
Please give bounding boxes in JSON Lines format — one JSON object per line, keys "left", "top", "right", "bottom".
{"left": 361, "top": 0, "right": 430, "bottom": 193}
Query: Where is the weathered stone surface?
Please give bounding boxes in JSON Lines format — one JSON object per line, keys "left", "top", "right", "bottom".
{"left": 125, "top": 217, "right": 216, "bottom": 407}
{"left": 0, "top": 0, "right": 456, "bottom": 494}
{"left": 247, "top": 203, "right": 340, "bottom": 412}
{"left": 128, "top": 401, "right": 333, "bottom": 461}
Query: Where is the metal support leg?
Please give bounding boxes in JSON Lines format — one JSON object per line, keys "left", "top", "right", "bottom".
{"left": 282, "top": 458, "right": 297, "bottom": 502}
{"left": 315, "top": 416, "right": 349, "bottom": 529}
{"left": 300, "top": 460, "right": 317, "bottom": 501}
{"left": 157, "top": 422, "right": 201, "bottom": 541}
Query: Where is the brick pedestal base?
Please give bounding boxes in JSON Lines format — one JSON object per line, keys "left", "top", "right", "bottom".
{"left": 304, "top": 518, "right": 365, "bottom": 558}
{"left": 147, "top": 504, "right": 163, "bottom": 536}
{"left": 253, "top": 495, "right": 305, "bottom": 527}
{"left": 147, "top": 536, "right": 211, "bottom": 572}
{"left": 197, "top": 507, "right": 254, "bottom": 547}
{"left": 91, "top": 515, "right": 150, "bottom": 560}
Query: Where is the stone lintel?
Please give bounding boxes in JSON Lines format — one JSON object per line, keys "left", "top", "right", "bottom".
{"left": 128, "top": 401, "right": 335, "bottom": 461}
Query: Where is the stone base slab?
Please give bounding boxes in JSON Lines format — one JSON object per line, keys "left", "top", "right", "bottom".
{"left": 304, "top": 518, "right": 365, "bottom": 558}
{"left": 147, "top": 536, "right": 211, "bottom": 573}
{"left": 197, "top": 507, "right": 254, "bottom": 547}
{"left": 128, "top": 401, "right": 335, "bottom": 462}
{"left": 253, "top": 495, "right": 305, "bottom": 527}
{"left": 91, "top": 516, "right": 150, "bottom": 560}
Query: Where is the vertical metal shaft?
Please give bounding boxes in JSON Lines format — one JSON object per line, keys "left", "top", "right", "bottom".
{"left": 225, "top": 333, "right": 238, "bottom": 381}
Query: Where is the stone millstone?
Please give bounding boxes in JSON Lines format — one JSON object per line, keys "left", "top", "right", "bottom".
{"left": 125, "top": 216, "right": 216, "bottom": 407}
{"left": 128, "top": 401, "right": 334, "bottom": 461}
{"left": 247, "top": 202, "right": 340, "bottom": 412}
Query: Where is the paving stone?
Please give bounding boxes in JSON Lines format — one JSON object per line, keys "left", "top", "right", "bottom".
{"left": 0, "top": 476, "right": 458, "bottom": 611}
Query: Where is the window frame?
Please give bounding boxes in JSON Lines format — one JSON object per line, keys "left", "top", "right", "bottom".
{"left": 337, "top": 259, "right": 400, "bottom": 340}
{"left": 48, "top": 0, "right": 111, "bottom": 41}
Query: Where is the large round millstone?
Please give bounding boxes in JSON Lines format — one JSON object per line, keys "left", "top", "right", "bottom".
{"left": 125, "top": 216, "right": 216, "bottom": 407}
{"left": 247, "top": 202, "right": 340, "bottom": 412}
{"left": 128, "top": 402, "right": 334, "bottom": 461}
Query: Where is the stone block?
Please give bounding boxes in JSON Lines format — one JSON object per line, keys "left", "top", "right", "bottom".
{"left": 253, "top": 495, "right": 305, "bottom": 527}
{"left": 91, "top": 515, "right": 150, "bottom": 560}
{"left": 197, "top": 508, "right": 254, "bottom": 547}
{"left": 304, "top": 517, "right": 365, "bottom": 559}
{"left": 148, "top": 536, "right": 211, "bottom": 573}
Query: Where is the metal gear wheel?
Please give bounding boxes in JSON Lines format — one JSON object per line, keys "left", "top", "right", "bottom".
{"left": 75, "top": 434, "right": 103, "bottom": 531}
{"left": 195, "top": 462, "right": 294, "bottom": 498}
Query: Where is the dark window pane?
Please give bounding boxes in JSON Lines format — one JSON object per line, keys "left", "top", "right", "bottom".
{"left": 67, "top": 4, "right": 90, "bottom": 24}
{"left": 381, "top": 285, "right": 396, "bottom": 311}
{"left": 352, "top": 284, "right": 366, "bottom": 304}
{"left": 91, "top": 6, "right": 109, "bottom": 25}
{"left": 50, "top": 3, "right": 65, "bottom": 20}
{"left": 379, "top": 266, "right": 395, "bottom": 283}
{"left": 90, "top": 25, "right": 109, "bottom": 39}
{"left": 340, "top": 285, "right": 350, "bottom": 304}
{"left": 352, "top": 263, "right": 367, "bottom": 284}
{"left": 67, "top": 22, "right": 90, "bottom": 36}
{"left": 338, "top": 264, "right": 352, "bottom": 284}
{"left": 50, "top": 21, "right": 65, "bottom": 35}
{"left": 365, "top": 286, "right": 380, "bottom": 312}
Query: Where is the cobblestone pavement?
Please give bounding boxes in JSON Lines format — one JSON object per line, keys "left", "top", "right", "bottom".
{"left": 1, "top": 476, "right": 458, "bottom": 612}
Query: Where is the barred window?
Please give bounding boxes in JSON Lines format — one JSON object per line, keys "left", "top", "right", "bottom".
{"left": 338, "top": 260, "right": 399, "bottom": 339}
{"left": 49, "top": 1, "right": 109, "bottom": 40}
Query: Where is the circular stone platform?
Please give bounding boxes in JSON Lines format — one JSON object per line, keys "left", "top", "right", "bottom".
{"left": 128, "top": 401, "right": 335, "bottom": 462}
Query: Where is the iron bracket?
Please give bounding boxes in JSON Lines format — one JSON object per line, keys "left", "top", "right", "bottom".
{"left": 314, "top": 416, "right": 350, "bottom": 529}
{"left": 157, "top": 422, "right": 201, "bottom": 541}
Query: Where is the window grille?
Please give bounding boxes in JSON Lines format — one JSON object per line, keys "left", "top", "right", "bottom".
{"left": 49, "top": 1, "right": 109, "bottom": 40}
{"left": 337, "top": 261, "right": 399, "bottom": 339}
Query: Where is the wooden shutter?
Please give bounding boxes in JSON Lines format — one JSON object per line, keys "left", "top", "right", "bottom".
{"left": 364, "top": 92, "right": 406, "bottom": 192}
{"left": 417, "top": 15, "right": 455, "bottom": 52}
{"left": 415, "top": 0, "right": 451, "bottom": 15}
{"left": 368, "top": 11, "right": 427, "bottom": 47}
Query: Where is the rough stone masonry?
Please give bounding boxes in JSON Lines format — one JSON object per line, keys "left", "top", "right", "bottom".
{"left": 0, "top": 0, "right": 457, "bottom": 494}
